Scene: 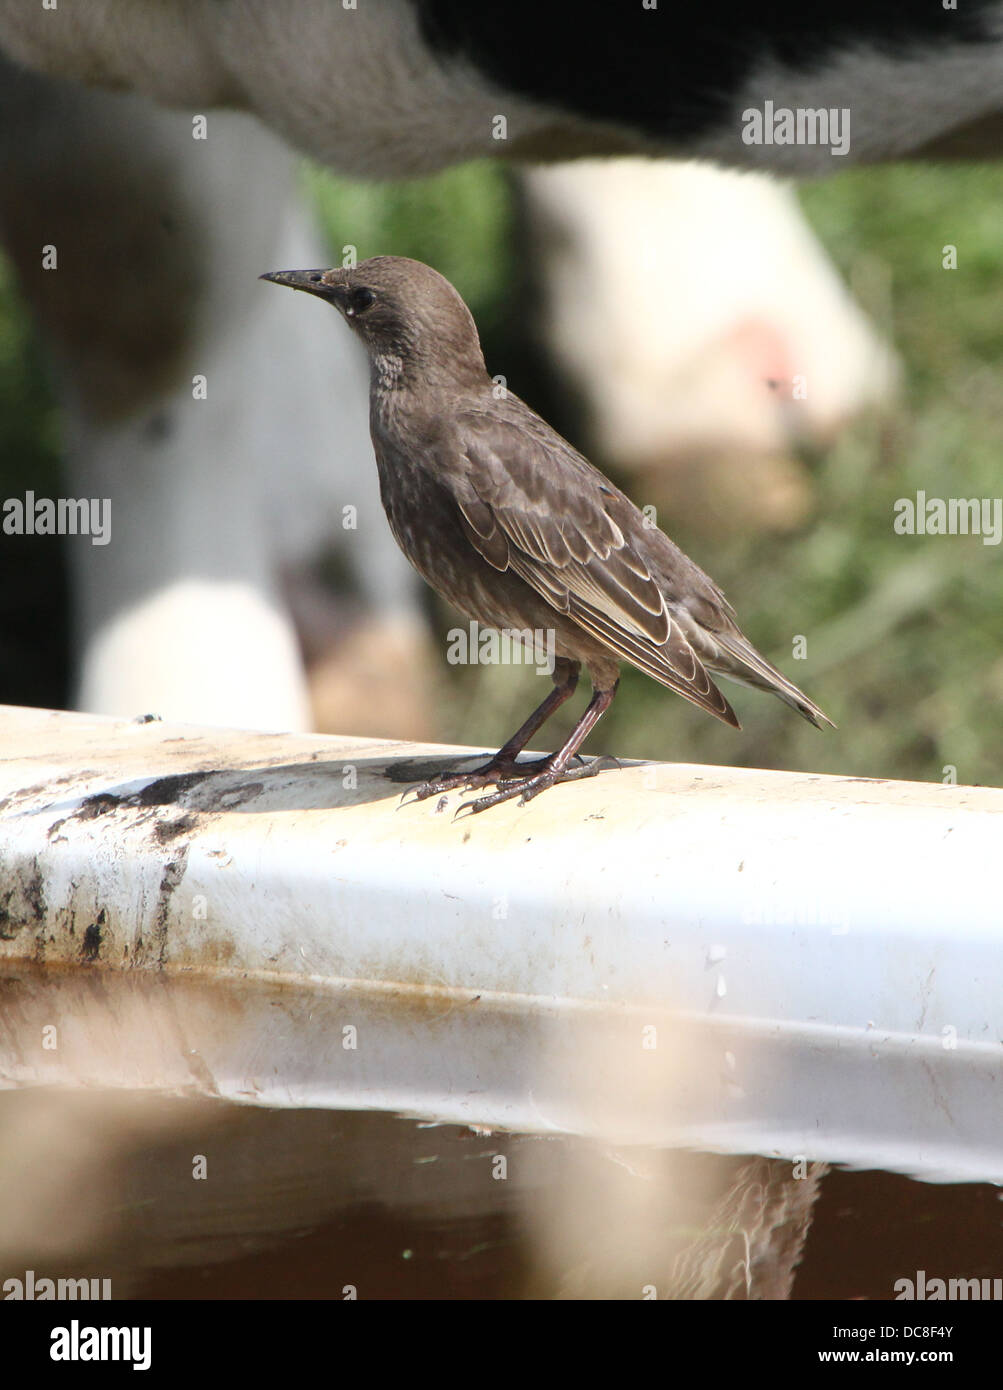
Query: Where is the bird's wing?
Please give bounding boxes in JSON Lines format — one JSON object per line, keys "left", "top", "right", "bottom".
{"left": 451, "top": 410, "right": 739, "bottom": 727}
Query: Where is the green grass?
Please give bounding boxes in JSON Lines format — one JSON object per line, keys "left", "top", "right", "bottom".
{"left": 0, "top": 255, "right": 61, "bottom": 493}
{"left": 300, "top": 161, "right": 514, "bottom": 337}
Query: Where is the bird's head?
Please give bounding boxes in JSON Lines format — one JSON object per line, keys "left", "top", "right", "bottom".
{"left": 260, "top": 255, "right": 486, "bottom": 389}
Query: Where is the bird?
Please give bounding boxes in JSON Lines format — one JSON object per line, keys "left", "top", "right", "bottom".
{"left": 261, "top": 256, "right": 834, "bottom": 813}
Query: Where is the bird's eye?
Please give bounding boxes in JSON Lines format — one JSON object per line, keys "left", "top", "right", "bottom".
{"left": 349, "top": 287, "right": 375, "bottom": 314}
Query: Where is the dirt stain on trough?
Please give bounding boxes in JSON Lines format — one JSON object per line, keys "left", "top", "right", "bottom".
{"left": 153, "top": 849, "right": 190, "bottom": 969}
{"left": 70, "top": 771, "right": 266, "bottom": 825}
{"left": 81, "top": 907, "right": 106, "bottom": 963}
{"left": 0, "top": 858, "right": 46, "bottom": 940}
{"left": 5, "top": 765, "right": 269, "bottom": 970}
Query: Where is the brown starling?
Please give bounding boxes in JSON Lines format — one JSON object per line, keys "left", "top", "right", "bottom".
{"left": 261, "top": 257, "right": 833, "bottom": 812}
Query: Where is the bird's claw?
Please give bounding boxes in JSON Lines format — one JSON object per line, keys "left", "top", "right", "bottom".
{"left": 454, "top": 754, "right": 615, "bottom": 816}
{"left": 399, "top": 753, "right": 617, "bottom": 816}
{"left": 400, "top": 753, "right": 556, "bottom": 806}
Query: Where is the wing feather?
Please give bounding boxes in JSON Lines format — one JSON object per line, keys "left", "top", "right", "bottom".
{"left": 450, "top": 409, "right": 739, "bottom": 727}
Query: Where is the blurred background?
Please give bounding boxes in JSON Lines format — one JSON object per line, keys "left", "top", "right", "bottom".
{"left": 2, "top": 158, "right": 1001, "bottom": 787}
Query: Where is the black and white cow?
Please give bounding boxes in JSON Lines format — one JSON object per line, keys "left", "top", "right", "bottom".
{"left": 0, "top": 1, "right": 999, "bottom": 729}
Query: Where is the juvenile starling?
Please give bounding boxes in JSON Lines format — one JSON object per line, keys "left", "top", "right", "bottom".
{"left": 262, "top": 257, "right": 833, "bottom": 813}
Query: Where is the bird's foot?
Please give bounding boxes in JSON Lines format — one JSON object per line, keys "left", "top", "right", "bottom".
{"left": 401, "top": 752, "right": 559, "bottom": 806}
{"left": 454, "top": 754, "right": 619, "bottom": 817}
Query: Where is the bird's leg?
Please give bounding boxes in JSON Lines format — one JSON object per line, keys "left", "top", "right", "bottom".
{"left": 483, "top": 658, "right": 582, "bottom": 777}
{"left": 408, "top": 660, "right": 580, "bottom": 801}
{"left": 457, "top": 681, "right": 619, "bottom": 815}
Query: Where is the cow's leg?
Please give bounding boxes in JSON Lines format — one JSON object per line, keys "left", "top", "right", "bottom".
{"left": 517, "top": 158, "right": 900, "bottom": 532}
{"left": 0, "top": 59, "right": 419, "bottom": 730}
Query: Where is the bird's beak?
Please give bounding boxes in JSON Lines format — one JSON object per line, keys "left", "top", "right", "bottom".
{"left": 259, "top": 269, "right": 348, "bottom": 305}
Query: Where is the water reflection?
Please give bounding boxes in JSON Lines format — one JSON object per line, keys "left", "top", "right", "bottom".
{"left": 0, "top": 966, "right": 999, "bottom": 1299}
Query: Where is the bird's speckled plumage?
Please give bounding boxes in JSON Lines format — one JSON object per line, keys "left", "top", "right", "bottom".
{"left": 262, "top": 256, "right": 832, "bottom": 809}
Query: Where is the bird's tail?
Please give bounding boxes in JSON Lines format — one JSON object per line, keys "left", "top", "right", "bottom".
{"left": 708, "top": 631, "right": 836, "bottom": 730}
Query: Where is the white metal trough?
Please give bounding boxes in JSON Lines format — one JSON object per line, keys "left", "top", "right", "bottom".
{"left": 0, "top": 703, "right": 1000, "bottom": 1183}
